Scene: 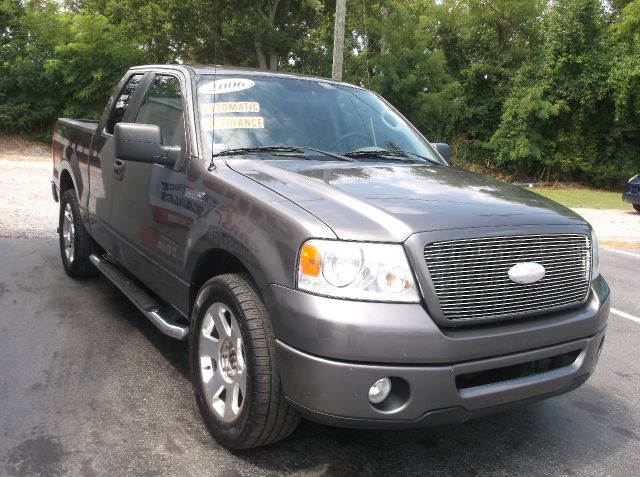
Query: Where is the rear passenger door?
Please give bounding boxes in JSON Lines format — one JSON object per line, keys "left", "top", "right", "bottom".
{"left": 109, "top": 72, "right": 191, "bottom": 307}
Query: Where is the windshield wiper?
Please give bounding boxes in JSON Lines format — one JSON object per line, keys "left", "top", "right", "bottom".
{"left": 212, "top": 146, "right": 305, "bottom": 157}
{"left": 397, "top": 149, "right": 443, "bottom": 164}
{"left": 341, "top": 148, "right": 441, "bottom": 165}
{"left": 213, "top": 145, "right": 355, "bottom": 161}
{"left": 341, "top": 149, "right": 435, "bottom": 163}
{"left": 341, "top": 149, "right": 410, "bottom": 160}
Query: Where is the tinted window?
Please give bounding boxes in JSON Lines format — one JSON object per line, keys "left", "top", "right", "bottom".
{"left": 135, "top": 75, "right": 184, "bottom": 146}
{"left": 195, "top": 75, "right": 443, "bottom": 163}
{"left": 106, "top": 74, "right": 144, "bottom": 134}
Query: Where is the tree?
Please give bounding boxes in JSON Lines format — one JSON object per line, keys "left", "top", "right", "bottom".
{"left": 433, "top": 0, "right": 546, "bottom": 167}
{"left": 0, "top": 0, "right": 638, "bottom": 188}
{"left": 607, "top": 0, "right": 640, "bottom": 182}
{"left": 0, "top": 1, "right": 69, "bottom": 132}
{"left": 0, "top": 1, "right": 148, "bottom": 131}
{"left": 489, "top": 0, "right": 631, "bottom": 186}
{"left": 45, "top": 13, "right": 149, "bottom": 119}
{"left": 329, "top": 1, "right": 464, "bottom": 141}
{"left": 84, "top": 0, "right": 323, "bottom": 69}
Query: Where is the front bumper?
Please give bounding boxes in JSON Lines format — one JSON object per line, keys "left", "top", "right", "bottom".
{"left": 277, "top": 328, "right": 605, "bottom": 428}
{"left": 266, "top": 276, "right": 609, "bottom": 427}
{"left": 265, "top": 276, "right": 609, "bottom": 364}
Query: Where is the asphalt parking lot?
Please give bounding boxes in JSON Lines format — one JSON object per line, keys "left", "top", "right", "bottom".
{"left": 1, "top": 158, "right": 639, "bottom": 476}
{"left": 0, "top": 238, "right": 638, "bottom": 477}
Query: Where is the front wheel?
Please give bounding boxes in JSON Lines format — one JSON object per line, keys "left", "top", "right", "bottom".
{"left": 189, "top": 274, "right": 300, "bottom": 449}
{"left": 634, "top": 204, "right": 640, "bottom": 213}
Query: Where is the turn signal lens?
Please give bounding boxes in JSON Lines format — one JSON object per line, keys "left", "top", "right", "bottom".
{"left": 299, "top": 243, "right": 321, "bottom": 277}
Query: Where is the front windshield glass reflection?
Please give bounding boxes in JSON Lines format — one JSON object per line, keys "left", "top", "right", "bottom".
{"left": 195, "top": 75, "right": 445, "bottom": 163}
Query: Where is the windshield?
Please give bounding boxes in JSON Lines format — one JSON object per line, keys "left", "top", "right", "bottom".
{"left": 195, "top": 74, "right": 445, "bottom": 164}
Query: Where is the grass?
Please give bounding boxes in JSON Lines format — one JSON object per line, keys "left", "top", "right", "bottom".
{"left": 528, "top": 186, "right": 627, "bottom": 209}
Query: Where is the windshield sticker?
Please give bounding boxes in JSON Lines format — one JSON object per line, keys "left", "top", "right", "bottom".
{"left": 199, "top": 78, "right": 255, "bottom": 95}
{"left": 201, "top": 102, "right": 260, "bottom": 114}
{"left": 202, "top": 116, "right": 265, "bottom": 130}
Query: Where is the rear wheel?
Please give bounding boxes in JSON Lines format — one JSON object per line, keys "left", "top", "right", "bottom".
{"left": 189, "top": 273, "right": 300, "bottom": 449}
{"left": 634, "top": 204, "right": 640, "bottom": 213}
{"left": 59, "top": 189, "right": 98, "bottom": 278}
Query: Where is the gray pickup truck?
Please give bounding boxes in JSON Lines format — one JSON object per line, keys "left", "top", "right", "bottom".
{"left": 52, "top": 65, "right": 610, "bottom": 450}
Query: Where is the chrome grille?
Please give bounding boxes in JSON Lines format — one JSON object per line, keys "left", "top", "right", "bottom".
{"left": 424, "top": 234, "right": 591, "bottom": 321}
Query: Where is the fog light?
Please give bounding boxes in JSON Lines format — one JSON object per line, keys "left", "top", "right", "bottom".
{"left": 368, "top": 378, "right": 392, "bottom": 404}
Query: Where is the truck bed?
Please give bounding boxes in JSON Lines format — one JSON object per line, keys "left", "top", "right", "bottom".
{"left": 56, "top": 118, "right": 100, "bottom": 133}
{"left": 52, "top": 118, "right": 100, "bottom": 207}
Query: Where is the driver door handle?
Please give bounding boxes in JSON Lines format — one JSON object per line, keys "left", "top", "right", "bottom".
{"left": 113, "top": 159, "right": 125, "bottom": 181}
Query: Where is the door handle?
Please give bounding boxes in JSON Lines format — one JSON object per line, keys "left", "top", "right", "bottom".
{"left": 113, "top": 159, "right": 125, "bottom": 180}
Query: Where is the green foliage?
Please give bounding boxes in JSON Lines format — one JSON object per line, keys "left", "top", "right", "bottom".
{"left": 608, "top": 0, "right": 640, "bottom": 150}
{"left": 342, "top": 1, "right": 464, "bottom": 141}
{"left": 0, "top": 1, "right": 63, "bottom": 131}
{"left": 0, "top": 1, "right": 148, "bottom": 132}
{"left": 84, "top": 0, "right": 323, "bottom": 68}
{"left": 491, "top": 0, "right": 639, "bottom": 188}
{"left": 436, "top": 0, "right": 547, "bottom": 167}
{"left": 45, "top": 13, "right": 149, "bottom": 119}
{"left": 0, "top": 0, "right": 638, "bottom": 188}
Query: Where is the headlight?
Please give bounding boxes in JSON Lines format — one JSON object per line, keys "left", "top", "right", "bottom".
{"left": 297, "top": 239, "right": 420, "bottom": 302}
{"left": 591, "top": 229, "right": 600, "bottom": 280}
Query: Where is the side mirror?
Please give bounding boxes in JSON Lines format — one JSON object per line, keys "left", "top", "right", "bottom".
{"left": 433, "top": 143, "right": 451, "bottom": 162}
{"left": 114, "top": 123, "right": 181, "bottom": 167}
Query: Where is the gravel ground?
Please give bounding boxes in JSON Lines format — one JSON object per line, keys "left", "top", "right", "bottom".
{"left": 0, "top": 159, "right": 638, "bottom": 247}
{"left": 574, "top": 208, "right": 640, "bottom": 248}
{"left": 0, "top": 160, "right": 57, "bottom": 238}
{"left": 0, "top": 134, "right": 50, "bottom": 162}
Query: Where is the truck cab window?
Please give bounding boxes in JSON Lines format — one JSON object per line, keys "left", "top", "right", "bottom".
{"left": 105, "top": 74, "right": 144, "bottom": 135}
{"left": 135, "top": 75, "right": 184, "bottom": 147}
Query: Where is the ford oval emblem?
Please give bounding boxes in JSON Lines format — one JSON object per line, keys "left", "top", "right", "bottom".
{"left": 508, "top": 262, "right": 545, "bottom": 285}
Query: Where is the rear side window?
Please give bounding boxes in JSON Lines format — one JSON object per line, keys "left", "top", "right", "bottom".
{"left": 105, "top": 74, "right": 144, "bottom": 134}
{"left": 135, "top": 75, "right": 184, "bottom": 146}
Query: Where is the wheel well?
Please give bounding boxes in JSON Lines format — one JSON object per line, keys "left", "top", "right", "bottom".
{"left": 60, "top": 169, "right": 74, "bottom": 192}
{"left": 190, "top": 249, "right": 253, "bottom": 309}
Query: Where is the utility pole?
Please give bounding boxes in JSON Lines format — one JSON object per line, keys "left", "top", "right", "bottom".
{"left": 332, "top": 0, "right": 346, "bottom": 81}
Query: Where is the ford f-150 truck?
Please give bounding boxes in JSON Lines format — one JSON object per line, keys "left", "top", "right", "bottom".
{"left": 52, "top": 65, "right": 610, "bottom": 450}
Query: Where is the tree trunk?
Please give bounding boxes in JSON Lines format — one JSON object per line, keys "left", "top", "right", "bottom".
{"left": 256, "top": 44, "right": 267, "bottom": 69}
{"left": 268, "top": 52, "right": 279, "bottom": 70}
{"left": 267, "top": 0, "right": 280, "bottom": 23}
{"left": 265, "top": 0, "right": 281, "bottom": 70}
{"left": 380, "top": 6, "right": 389, "bottom": 55}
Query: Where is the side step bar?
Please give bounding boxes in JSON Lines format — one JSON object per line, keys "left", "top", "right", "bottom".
{"left": 90, "top": 254, "right": 189, "bottom": 340}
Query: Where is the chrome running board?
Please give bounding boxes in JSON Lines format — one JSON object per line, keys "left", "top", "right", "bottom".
{"left": 90, "top": 254, "right": 188, "bottom": 340}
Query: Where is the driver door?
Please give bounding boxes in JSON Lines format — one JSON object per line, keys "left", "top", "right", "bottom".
{"left": 109, "top": 72, "right": 191, "bottom": 307}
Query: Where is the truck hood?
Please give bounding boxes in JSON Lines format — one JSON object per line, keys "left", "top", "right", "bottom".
{"left": 227, "top": 159, "right": 587, "bottom": 242}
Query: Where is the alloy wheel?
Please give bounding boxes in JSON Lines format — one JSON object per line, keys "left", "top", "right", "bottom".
{"left": 199, "top": 302, "right": 247, "bottom": 423}
{"left": 62, "top": 202, "right": 75, "bottom": 263}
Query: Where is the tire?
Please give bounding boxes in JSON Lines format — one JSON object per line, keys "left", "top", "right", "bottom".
{"left": 189, "top": 273, "right": 300, "bottom": 449}
{"left": 58, "top": 189, "right": 98, "bottom": 278}
{"left": 634, "top": 204, "right": 640, "bottom": 213}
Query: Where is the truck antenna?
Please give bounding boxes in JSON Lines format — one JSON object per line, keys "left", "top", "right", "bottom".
{"left": 207, "top": 17, "right": 219, "bottom": 172}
